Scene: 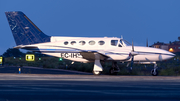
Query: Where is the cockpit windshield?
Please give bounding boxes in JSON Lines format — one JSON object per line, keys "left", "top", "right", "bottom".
{"left": 111, "top": 39, "right": 131, "bottom": 47}
{"left": 120, "top": 39, "right": 131, "bottom": 46}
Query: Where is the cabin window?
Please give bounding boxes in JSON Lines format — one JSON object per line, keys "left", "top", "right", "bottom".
{"left": 111, "top": 40, "right": 118, "bottom": 46}
{"left": 71, "top": 41, "right": 76, "bottom": 45}
{"left": 89, "top": 40, "right": 95, "bottom": 45}
{"left": 64, "top": 41, "right": 68, "bottom": 45}
{"left": 98, "top": 41, "right": 105, "bottom": 45}
{"left": 79, "top": 41, "right": 86, "bottom": 45}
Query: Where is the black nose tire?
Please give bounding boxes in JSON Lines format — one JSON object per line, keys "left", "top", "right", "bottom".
{"left": 151, "top": 69, "right": 158, "bottom": 76}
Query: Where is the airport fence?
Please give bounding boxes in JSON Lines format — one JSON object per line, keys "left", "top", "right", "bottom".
{"left": 1, "top": 55, "right": 180, "bottom": 76}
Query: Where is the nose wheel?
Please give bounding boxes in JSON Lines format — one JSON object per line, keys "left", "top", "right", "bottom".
{"left": 151, "top": 69, "right": 158, "bottom": 76}
{"left": 151, "top": 63, "right": 158, "bottom": 76}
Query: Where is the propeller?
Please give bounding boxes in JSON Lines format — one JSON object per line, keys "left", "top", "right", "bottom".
{"left": 132, "top": 39, "right": 134, "bottom": 52}
{"left": 129, "top": 38, "right": 149, "bottom": 69}
{"left": 130, "top": 40, "right": 139, "bottom": 69}
{"left": 130, "top": 40, "right": 134, "bottom": 68}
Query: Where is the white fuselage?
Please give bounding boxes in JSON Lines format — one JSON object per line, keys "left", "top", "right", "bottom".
{"left": 22, "top": 36, "right": 175, "bottom": 63}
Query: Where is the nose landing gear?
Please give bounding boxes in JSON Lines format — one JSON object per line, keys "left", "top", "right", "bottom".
{"left": 151, "top": 63, "right": 158, "bottom": 76}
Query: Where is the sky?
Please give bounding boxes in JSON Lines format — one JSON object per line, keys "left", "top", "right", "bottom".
{"left": 0, "top": 0, "right": 180, "bottom": 55}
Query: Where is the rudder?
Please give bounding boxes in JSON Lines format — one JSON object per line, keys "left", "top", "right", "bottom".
{"left": 5, "top": 11, "right": 50, "bottom": 46}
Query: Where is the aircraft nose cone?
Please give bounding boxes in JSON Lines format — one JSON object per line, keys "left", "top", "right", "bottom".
{"left": 162, "top": 51, "right": 175, "bottom": 60}
{"left": 168, "top": 51, "right": 175, "bottom": 57}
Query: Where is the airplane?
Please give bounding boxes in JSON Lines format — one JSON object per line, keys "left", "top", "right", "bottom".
{"left": 5, "top": 11, "right": 175, "bottom": 76}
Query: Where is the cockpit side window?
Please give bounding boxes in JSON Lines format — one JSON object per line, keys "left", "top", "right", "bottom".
{"left": 118, "top": 44, "right": 122, "bottom": 47}
{"left": 111, "top": 40, "right": 118, "bottom": 46}
{"left": 118, "top": 39, "right": 123, "bottom": 47}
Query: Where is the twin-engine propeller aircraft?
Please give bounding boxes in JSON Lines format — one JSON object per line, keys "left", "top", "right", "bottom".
{"left": 5, "top": 11, "right": 175, "bottom": 76}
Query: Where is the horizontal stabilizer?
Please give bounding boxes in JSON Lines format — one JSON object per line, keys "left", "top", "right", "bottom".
{"left": 14, "top": 45, "right": 38, "bottom": 49}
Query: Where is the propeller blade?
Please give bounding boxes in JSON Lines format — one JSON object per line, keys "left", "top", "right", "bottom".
{"left": 146, "top": 38, "right": 148, "bottom": 47}
{"left": 130, "top": 40, "right": 134, "bottom": 69}
{"left": 130, "top": 56, "right": 134, "bottom": 68}
{"left": 132, "top": 40, "right": 134, "bottom": 52}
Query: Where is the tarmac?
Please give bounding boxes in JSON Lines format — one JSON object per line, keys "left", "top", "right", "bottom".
{"left": 0, "top": 66, "right": 180, "bottom": 101}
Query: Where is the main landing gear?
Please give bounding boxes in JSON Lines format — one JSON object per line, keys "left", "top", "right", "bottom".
{"left": 109, "top": 61, "right": 120, "bottom": 75}
{"left": 92, "top": 53, "right": 103, "bottom": 75}
{"left": 92, "top": 59, "right": 121, "bottom": 75}
{"left": 151, "top": 63, "right": 158, "bottom": 76}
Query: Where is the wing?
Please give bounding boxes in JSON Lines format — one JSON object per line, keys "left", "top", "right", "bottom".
{"left": 80, "top": 51, "right": 109, "bottom": 61}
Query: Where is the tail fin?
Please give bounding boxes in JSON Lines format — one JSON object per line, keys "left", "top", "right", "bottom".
{"left": 5, "top": 11, "right": 50, "bottom": 46}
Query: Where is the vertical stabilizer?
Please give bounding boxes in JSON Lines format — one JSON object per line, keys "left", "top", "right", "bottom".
{"left": 5, "top": 11, "right": 50, "bottom": 46}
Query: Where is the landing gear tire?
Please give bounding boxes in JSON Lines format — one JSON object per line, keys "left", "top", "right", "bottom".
{"left": 151, "top": 69, "right": 158, "bottom": 76}
{"left": 93, "top": 71, "right": 101, "bottom": 75}
{"left": 109, "top": 61, "right": 119, "bottom": 75}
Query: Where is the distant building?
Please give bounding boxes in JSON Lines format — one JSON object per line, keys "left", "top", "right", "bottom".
{"left": 150, "top": 42, "right": 169, "bottom": 51}
{"left": 150, "top": 37, "right": 180, "bottom": 53}
{"left": 168, "top": 41, "right": 180, "bottom": 53}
